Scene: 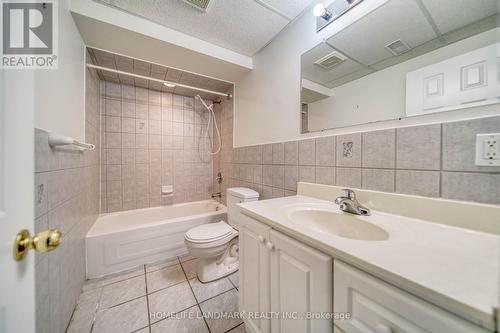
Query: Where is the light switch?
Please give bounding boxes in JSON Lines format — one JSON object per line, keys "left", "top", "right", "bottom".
{"left": 475, "top": 133, "right": 500, "bottom": 166}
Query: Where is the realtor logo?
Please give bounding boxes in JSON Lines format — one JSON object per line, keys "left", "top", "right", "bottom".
{"left": 1, "top": 1, "right": 58, "bottom": 69}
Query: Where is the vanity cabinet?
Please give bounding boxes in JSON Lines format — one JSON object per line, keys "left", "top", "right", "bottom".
{"left": 239, "top": 214, "right": 333, "bottom": 333}
{"left": 333, "top": 260, "right": 490, "bottom": 333}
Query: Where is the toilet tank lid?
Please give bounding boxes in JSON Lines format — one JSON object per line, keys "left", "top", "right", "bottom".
{"left": 227, "top": 187, "right": 259, "bottom": 199}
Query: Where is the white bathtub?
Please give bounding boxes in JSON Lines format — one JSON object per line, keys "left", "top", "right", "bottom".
{"left": 86, "top": 200, "right": 227, "bottom": 278}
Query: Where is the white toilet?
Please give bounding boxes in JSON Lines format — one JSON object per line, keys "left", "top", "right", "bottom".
{"left": 184, "top": 187, "right": 259, "bottom": 283}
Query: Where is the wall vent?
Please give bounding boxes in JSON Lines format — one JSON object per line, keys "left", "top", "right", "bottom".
{"left": 385, "top": 39, "right": 411, "bottom": 56}
{"left": 314, "top": 51, "right": 347, "bottom": 70}
{"left": 182, "top": 0, "right": 213, "bottom": 12}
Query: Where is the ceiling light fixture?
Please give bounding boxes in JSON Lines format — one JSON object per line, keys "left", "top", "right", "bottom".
{"left": 314, "top": 0, "right": 364, "bottom": 32}
{"left": 163, "top": 82, "right": 176, "bottom": 88}
{"left": 313, "top": 3, "right": 332, "bottom": 20}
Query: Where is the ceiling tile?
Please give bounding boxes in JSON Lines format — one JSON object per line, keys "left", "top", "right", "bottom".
{"left": 88, "top": 47, "right": 232, "bottom": 101}
{"left": 301, "top": 42, "right": 366, "bottom": 86}
{"left": 326, "top": 0, "right": 437, "bottom": 66}
{"left": 94, "top": 0, "right": 289, "bottom": 55}
{"left": 422, "top": 0, "right": 499, "bottom": 35}
{"left": 257, "top": 0, "right": 315, "bottom": 20}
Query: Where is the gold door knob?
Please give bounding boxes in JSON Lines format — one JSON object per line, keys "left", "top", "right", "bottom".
{"left": 13, "top": 229, "right": 62, "bottom": 261}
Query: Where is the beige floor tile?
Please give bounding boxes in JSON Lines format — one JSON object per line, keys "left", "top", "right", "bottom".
{"left": 100, "top": 275, "right": 146, "bottom": 309}
{"left": 150, "top": 305, "right": 209, "bottom": 333}
{"left": 148, "top": 281, "right": 197, "bottom": 323}
{"left": 227, "top": 323, "right": 246, "bottom": 333}
{"left": 146, "top": 264, "right": 186, "bottom": 293}
{"left": 200, "top": 289, "right": 242, "bottom": 333}
{"left": 180, "top": 258, "right": 198, "bottom": 279}
{"left": 93, "top": 297, "right": 149, "bottom": 333}
{"left": 146, "top": 257, "right": 180, "bottom": 273}
{"left": 189, "top": 277, "right": 234, "bottom": 303}
{"left": 228, "top": 271, "right": 239, "bottom": 289}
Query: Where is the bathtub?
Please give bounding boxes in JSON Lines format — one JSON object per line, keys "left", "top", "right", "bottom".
{"left": 86, "top": 200, "right": 227, "bottom": 278}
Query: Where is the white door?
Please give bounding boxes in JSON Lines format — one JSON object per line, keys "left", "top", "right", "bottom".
{"left": 269, "top": 229, "right": 333, "bottom": 333}
{"left": 239, "top": 214, "right": 271, "bottom": 333}
{"left": 0, "top": 68, "right": 36, "bottom": 332}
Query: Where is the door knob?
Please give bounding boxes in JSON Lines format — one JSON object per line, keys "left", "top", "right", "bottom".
{"left": 13, "top": 229, "right": 62, "bottom": 261}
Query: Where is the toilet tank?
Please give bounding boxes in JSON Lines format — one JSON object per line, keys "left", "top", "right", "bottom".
{"left": 227, "top": 187, "right": 259, "bottom": 229}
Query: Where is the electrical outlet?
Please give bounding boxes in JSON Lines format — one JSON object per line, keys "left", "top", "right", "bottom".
{"left": 475, "top": 133, "right": 500, "bottom": 166}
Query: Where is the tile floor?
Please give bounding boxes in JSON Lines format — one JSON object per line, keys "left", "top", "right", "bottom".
{"left": 67, "top": 255, "right": 244, "bottom": 333}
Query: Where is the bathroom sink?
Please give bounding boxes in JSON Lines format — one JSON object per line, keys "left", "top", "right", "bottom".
{"left": 285, "top": 205, "right": 389, "bottom": 241}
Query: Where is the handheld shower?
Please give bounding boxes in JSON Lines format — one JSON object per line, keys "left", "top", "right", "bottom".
{"left": 195, "top": 95, "right": 222, "bottom": 155}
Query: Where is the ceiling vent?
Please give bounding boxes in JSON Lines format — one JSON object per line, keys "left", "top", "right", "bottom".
{"left": 385, "top": 39, "right": 411, "bottom": 56}
{"left": 314, "top": 51, "right": 347, "bottom": 70}
{"left": 182, "top": 0, "right": 213, "bottom": 12}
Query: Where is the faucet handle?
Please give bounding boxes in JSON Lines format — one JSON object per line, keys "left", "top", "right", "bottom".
{"left": 342, "top": 188, "right": 356, "bottom": 200}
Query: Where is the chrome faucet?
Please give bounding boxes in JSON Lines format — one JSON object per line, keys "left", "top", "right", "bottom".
{"left": 334, "top": 189, "right": 371, "bottom": 216}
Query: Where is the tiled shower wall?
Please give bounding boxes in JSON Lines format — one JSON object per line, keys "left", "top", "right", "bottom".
{"left": 34, "top": 66, "right": 101, "bottom": 333}
{"left": 229, "top": 115, "right": 500, "bottom": 205}
{"left": 100, "top": 82, "right": 214, "bottom": 213}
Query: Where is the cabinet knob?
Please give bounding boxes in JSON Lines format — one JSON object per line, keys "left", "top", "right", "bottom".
{"left": 258, "top": 235, "right": 265, "bottom": 243}
{"left": 266, "top": 242, "right": 274, "bottom": 251}
{"left": 374, "top": 324, "right": 393, "bottom": 333}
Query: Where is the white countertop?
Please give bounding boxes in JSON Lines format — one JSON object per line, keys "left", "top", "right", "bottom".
{"left": 238, "top": 195, "right": 500, "bottom": 330}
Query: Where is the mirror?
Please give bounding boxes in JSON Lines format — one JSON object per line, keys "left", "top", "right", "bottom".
{"left": 301, "top": 0, "right": 499, "bottom": 133}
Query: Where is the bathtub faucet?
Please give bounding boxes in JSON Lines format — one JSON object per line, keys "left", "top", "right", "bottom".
{"left": 211, "top": 192, "right": 222, "bottom": 198}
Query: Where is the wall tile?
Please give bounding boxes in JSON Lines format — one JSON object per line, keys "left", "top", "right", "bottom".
{"left": 442, "top": 117, "right": 500, "bottom": 172}
{"left": 272, "top": 143, "right": 284, "bottom": 165}
{"left": 263, "top": 165, "right": 273, "bottom": 186}
{"left": 441, "top": 172, "right": 500, "bottom": 204}
{"left": 315, "top": 137, "right": 335, "bottom": 166}
{"left": 105, "top": 99, "right": 121, "bottom": 117}
{"left": 105, "top": 81, "right": 121, "bottom": 99}
{"left": 136, "top": 104, "right": 148, "bottom": 119}
{"left": 272, "top": 166, "right": 285, "bottom": 188}
{"left": 336, "top": 133, "right": 361, "bottom": 167}
{"left": 362, "top": 129, "right": 395, "bottom": 168}
{"left": 106, "top": 133, "right": 121, "bottom": 148}
{"left": 397, "top": 125, "right": 441, "bottom": 170}
{"left": 299, "top": 166, "right": 315, "bottom": 183}
{"left": 315, "top": 167, "right": 335, "bottom": 185}
{"left": 262, "top": 144, "right": 273, "bottom": 164}
{"left": 336, "top": 168, "right": 362, "bottom": 188}
{"left": 284, "top": 141, "right": 298, "bottom": 165}
{"left": 35, "top": 173, "right": 48, "bottom": 218}
{"left": 136, "top": 134, "right": 148, "bottom": 149}
{"left": 362, "top": 169, "right": 394, "bottom": 192}
{"left": 122, "top": 102, "right": 135, "bottom": 118}
{"left": 106, "top": 148, "right": 122, "bottom": 165}
{"left": 122, "top": 85, "right": 135, "bottom": 101}
{"left": 396, "top": 170, "right": 440, "bottom": 197}
{"left": 284, "top": 165, "right": 299, "bottom": 191}
{"left": 136, "top": 87, "right": 149, "bottom": 103}
{"left": 298, "top": 139, "right": 315, "bottom": 166}
{"left": 253, "top": 165, "right": 263, "bottom": 184}
{"left": 105, "top": 116, "right": 121, "bottom": 132}
{"left": 122, "top": 117, "right": 136, "bottom": 133}
{"left": 122, "top": 133, "right": 135, "bottom": 149}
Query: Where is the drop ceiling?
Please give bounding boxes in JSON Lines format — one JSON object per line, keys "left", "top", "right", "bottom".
{"left": 93, "top": 0, "right": 316, "bottom": 56}
{"left": 88, "top": 47, "right": 234, "bottom": 101}
{"left": 301, "top": 0, "right": 499, "bottom": 89}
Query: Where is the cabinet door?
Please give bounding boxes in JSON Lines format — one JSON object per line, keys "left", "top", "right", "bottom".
{"left": 269, "top": 229, "right": 333, "bottom": 333}
{"left": 334, "top": 260, "right": 490, "bottom": 333}
{"left": 239, "top": 214, "right": 272, "bottom": 333}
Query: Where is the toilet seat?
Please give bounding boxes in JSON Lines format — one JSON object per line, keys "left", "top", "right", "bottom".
{"left": 185, "top": 221, "right": 236, "bottom": 245}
